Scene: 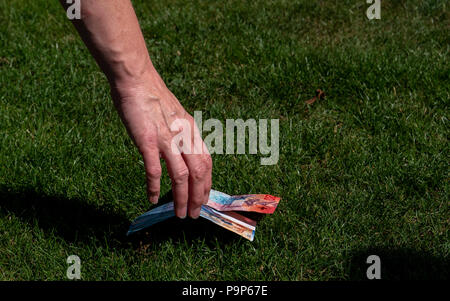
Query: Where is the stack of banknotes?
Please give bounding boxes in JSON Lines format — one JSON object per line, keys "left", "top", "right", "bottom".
{"left": 127, "top": 189, "right": 281, "bottom": 241}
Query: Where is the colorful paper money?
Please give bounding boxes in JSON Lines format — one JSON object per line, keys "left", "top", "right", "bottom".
{"left": 127, "top": 189, "right": 280, "bottom": 241}
{"left": 127, "top": 202, "right": 256, "bottom": 241}
{"left": 127, "top": 202, "right": 175, "bottom": 235}
{"left": 206, "top": 190, "right": 281, "bottom": 214}
{"left": 200, "top": 205, "right": 256, "bottom": 241}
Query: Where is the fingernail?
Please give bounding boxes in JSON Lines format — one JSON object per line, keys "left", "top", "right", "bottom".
{"left": 179, "top": 214, "right": 186, "bottom": 219}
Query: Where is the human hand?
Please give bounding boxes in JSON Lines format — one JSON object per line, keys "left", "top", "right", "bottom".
{"left": 111, "top": 71, "right": 212, "bottom": 219}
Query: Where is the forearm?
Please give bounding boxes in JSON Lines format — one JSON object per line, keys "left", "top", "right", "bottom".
{"left": 60, "top": 0, "right": 212, "bottom": 215}
{"left": 60, "top": 0, "right": 160, "bottom": 90}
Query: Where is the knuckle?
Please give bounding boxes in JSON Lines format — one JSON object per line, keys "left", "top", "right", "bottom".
{"left": 147, "top": 166, "right": 162, "bottom": 179}
{"left": 173, "top": 168, "right": 189, "bottom": 185}
{"left": 194, "top": 199, "right": 205, "bottom": 206}
{"left": 190, "top": 164, "right": 206, "bottom": 181}
{"left": 204, "top": 155, "right": 213, "bottom": 170}
{"left": 140, "top": 138, "right": 159, "bottom": 154}
{"left": 191, "top": 196, "right": 204, "bottom": 206}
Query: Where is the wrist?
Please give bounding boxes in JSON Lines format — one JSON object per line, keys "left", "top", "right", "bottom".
{"left": 109, "top": 63, "right": 166, "bottom": 100}
{"left": 107, "top": 56, "right": 152, "bottom": 86}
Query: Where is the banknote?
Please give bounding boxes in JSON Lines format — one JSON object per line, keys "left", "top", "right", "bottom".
{"left": 127, "top": 201, "right": 256, "bottom": 241}
{"left": 127, "top": 202, "right": 175, "bottom": 236}
{"left": 207, "top": 189, "right": 281, "bottom": 214}
{"left": 127, "top": 189, "right": 280, "bottom": 241}
{"left": 200, "top": 205, "right": 256, "bottom": 241}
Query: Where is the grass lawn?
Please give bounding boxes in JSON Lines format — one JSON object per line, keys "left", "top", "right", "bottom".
{"left": 0, "top": 0, "right": 448, "bottom": 280}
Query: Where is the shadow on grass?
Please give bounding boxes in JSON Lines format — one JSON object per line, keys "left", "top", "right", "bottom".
{"left": 0, "top": 186, "right": 240, "bottom": 249}
{"left": 346, "top": 247, "right": 449, "bottom": 280}
{"left": 123, "top": 189, "right": 243, "bottom": 248}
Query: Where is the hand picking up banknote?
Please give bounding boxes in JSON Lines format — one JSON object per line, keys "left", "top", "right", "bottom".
{"left": 127, "top": 190, "right": 281, "bottom": 241}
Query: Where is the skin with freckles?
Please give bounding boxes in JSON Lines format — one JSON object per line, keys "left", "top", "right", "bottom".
{"left": 60, "top": 0, "right": 212, "bottom": 218}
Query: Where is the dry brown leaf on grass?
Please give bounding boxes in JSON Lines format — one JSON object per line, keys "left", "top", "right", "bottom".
{"left": 305, "top": 89, "right": 325, "bottom": 105}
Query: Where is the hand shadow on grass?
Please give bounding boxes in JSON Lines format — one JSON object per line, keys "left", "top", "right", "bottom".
{"left": 346, "top": 247, "right": 449, "bottom": 280}
{"left": 0, "top": 186, "right": 241, "bottom": 249}
{"left": 126, "top": 189, "right": 246, "bottom": 248}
